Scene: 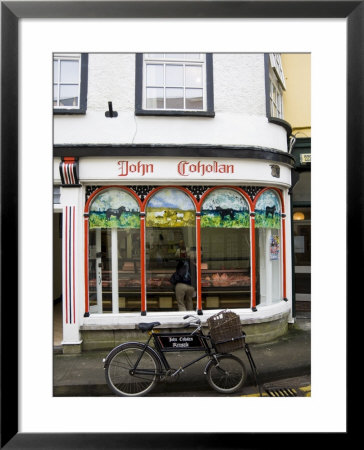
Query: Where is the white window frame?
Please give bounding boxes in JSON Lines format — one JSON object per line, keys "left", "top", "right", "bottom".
{"left": 269, "top": 53, "right": 286, "bottom": 89}
{"left": 269, "top": 53, "right": 286, "bottom": 119}
{"left": 142, "top": 53, "right": 207, "bottom": 112}
{"left": 53, "top": 54, "right": 82, "bottom": 110}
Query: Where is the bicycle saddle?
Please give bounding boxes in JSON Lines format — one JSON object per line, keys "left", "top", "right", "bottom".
{"left": 138, "top": 322, "right": 161, "bottom": 332}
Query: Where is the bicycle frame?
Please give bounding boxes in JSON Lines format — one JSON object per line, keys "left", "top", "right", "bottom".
{"left": 132, "top": 329, "right": 217, "bottom": 378}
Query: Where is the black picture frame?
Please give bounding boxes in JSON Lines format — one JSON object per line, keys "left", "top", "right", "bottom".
{"left": 1, "top": 1, "right": 356, "bottom": 448}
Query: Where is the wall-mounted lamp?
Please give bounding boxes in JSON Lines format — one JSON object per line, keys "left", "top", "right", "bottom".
{"left": 293, "top": 212, "right": 305, "bottom": 221}
{"left": 105, "top": 101, "right": 118, "bottom": 118}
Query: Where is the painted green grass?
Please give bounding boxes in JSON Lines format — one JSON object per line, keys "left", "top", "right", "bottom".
{"left": 201, "top": 212, "right": 250, "bottom": 228}
{"left": 89, "top": 212, "right": 140, "bottom": 229}
{"left": 254, "top": 213, "right": 281, "bottom": 229}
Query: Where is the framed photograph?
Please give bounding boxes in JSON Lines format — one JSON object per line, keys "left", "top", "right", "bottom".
{"left": 1, "top": 1, "right": 357, "bottom": 447}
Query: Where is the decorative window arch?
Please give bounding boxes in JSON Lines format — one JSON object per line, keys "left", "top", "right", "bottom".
{"left": 145, "top": 187, "right": 196, "bottom": 227}
{"left": 201, "top": 187, "right": 250, "bottom": 228}
{"left": 89, "top": 188, "right": 141, "bottom": 228}
{"left": 254, "top": 188, "right": 282, "bottom": 229}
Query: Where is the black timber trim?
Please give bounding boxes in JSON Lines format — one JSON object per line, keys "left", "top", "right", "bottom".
{"left": 135, "top": 53, "right": 215, "bottom": 117}
{"left": 264, "top": 53, "right": 293, "bottom": 138}
{"left": 1, "top": 4, "right": 19, "bottom": 445}
{"left": 53, "top": 53, "right": 88, "bottom": 115}
{"left": 4, "top": 2, "right": 360, "bottom": 18}
{"left": 53, "top": 144, "right": 295, "bottom": 166}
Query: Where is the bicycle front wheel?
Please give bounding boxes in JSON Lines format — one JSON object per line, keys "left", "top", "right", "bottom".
{"left": 206, "top": 354, "right": 246, "bottom": 394}
{"left": 105, "top": 343, "right": 161, "bottom": 397}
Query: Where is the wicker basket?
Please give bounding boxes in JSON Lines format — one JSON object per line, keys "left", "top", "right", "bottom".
{"left": 207, "top": 310, "right": 245, "bottom": 353}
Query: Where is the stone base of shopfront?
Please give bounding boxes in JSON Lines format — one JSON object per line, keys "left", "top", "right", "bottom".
{"left": 79, "top": 303, "right": 291, "bottom": 351}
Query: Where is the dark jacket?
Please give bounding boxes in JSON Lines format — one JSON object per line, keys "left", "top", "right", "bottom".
{"left": 170, "top": 261, "right": 191, "bottom": 286}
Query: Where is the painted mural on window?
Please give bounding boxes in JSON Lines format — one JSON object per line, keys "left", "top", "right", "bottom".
{"left": 201, "top": 189, "right": 250, "bottom": 228}
{"left": 254, "top": 190, "right": 281, "bottom": 229}
{"left": 89, "top": 189, "right": 140, "bottom": 229}
{"left": 146, "top": 188, "right": 195, "bottom": 227}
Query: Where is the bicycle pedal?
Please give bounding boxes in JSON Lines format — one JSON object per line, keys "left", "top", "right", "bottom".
{"left": 162, "top": 369, "right": 180, "bottom": 383}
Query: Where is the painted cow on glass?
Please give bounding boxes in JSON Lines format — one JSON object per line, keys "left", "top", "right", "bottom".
{"left": 105, "top": 206, "right": 126, "bottom": 220}
{"left": 265, "top": 205, "right": 276, "bottom": 218}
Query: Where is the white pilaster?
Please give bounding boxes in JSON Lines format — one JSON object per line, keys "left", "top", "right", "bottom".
{"left": 61, "top": 187, "right": 84, "bottom": 346}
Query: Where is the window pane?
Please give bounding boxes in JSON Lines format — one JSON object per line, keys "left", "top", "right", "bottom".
{"left": 164, "top": 53, "right": 182, "bottom": 59}
{"left": 146, "top": 88, "right": 164, "bottom": 109}
{"left": 255, "top": 228, "right": 281, "bottom": 305}
{"left": 59, "top": 85, "right": 79, "bottom": 107}
{"left": 53, "top": 85, "right": 59, "bottom": 106}
{"left": 186, "top": 89, "right": 203, "bottom": 110}
{"left": 60, "top": 60, "right": 79, "bottom": 83}
{"left": 146, "top": 64, "right": 164, "bottom": 86}
{"left": 255, "top": 190, "right": 282, "bottom": 306}
{"left": 117, "top": 228, "right": 141, "bottom": 311}
{"left": 53, "top": 60, "right": 59, "bottom": 83}
{"left": 184, "top": 53, "right": 201, "bottom": 60}
{"left": 146, "top": 53, "right": 164, "bottom": 59}
{"left": 166, "top": 88, "right": 184, "bottom": 109}
{"left": 185, "top": 65, "right": 203, "bottom": 87}
{"left": 165, "top": 65, "right": 183, "bottom": 87}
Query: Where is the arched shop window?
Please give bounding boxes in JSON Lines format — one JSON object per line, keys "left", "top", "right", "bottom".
{"left": 254, "top": 189, "right": 282, "bottom": 306}
{"left": 201, "top": 188, "right": 251, "bottom": 310}
{"left": 145, "top": 188, "right": 196, "bottom": 311}
{"left": 88, "top": 188, "right": 141, "bottom": 313}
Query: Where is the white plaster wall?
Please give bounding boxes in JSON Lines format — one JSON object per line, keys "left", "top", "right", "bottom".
{"left": 213, "top": 53, "right": 266, "bottom": 115}
{"left": 87, "top": 54, "right": 135, "bottom": 112}
{"left": 53, "top": 53, "right": 289, "bottom": 151}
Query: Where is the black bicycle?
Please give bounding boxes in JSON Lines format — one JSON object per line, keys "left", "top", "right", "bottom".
{"left": 103, "top": 314, "right": 260, "bottom": 396}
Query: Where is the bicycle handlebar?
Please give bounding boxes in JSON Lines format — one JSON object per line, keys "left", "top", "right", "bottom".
{"left": 183, "top": 322, "right": 200, "bottom": 328}
{"left": 183, "top": 314, "right": 201, "bottom": 323}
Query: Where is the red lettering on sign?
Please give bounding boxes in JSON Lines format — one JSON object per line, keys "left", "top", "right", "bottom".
{"left": 177, "top": 160, "right": 234, "bottom": 176}
{"left": 118, "top": 160, "right": 154, "bottom": 177}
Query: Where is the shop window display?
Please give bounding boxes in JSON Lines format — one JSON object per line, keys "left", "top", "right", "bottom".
{"left": 201, "top": 189, "right": 251, "bottom": 309}
{"left": 145, "top": 188, "right": 196, "bottom": 311}
{"left": 88, "top": 188, "right": 141, "bottom": 313}
{"left": 85, "top": 185, "right": 286, "bottom": 315}
{"left": 255, "top": 189, "right": 282, "bottom": 305}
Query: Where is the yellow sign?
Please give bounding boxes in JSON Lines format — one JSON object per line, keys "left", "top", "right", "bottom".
{"left": 300, "top": 153, "right": 311, "bottom": 164}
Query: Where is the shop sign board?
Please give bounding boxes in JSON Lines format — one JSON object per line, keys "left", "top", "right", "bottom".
{"left": 73, "top": 157, "right": 292, "bottom": 186}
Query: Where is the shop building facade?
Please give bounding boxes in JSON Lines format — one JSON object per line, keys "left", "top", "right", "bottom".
{"left": 53, "top": 53, "right": 299, "bottom": 352}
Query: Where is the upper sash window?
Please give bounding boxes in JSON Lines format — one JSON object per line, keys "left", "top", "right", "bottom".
{"left": 268, "top": 53, "right": 286, "bottom": 119}
{"left": 53, "top": 53, "right": 88, "bottom": 114}
{"left": 135, "top": 53, "right": 214, "bottom": 117}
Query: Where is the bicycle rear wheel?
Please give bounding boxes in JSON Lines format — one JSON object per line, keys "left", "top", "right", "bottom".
{"left": 206, "top": 354, "right": 246, "bottom": 394}
{"left": 105, "top": 343, "right": 161, "bottom": 397}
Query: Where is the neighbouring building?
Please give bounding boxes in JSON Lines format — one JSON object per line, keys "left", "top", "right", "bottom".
{"left": 281, "top": 53, "right": 311, "bottom": 313}
{"left": 53, "top": 53, "right": 307, "bottom": 353}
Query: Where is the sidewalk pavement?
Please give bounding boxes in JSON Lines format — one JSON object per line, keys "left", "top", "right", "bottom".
{"left": 53, "top": 313, "right": 311, "bottom": 396}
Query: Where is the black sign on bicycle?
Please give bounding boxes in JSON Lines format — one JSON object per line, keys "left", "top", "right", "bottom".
{"left": 156, "top": 333, "right": 206, "bottom": 352}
